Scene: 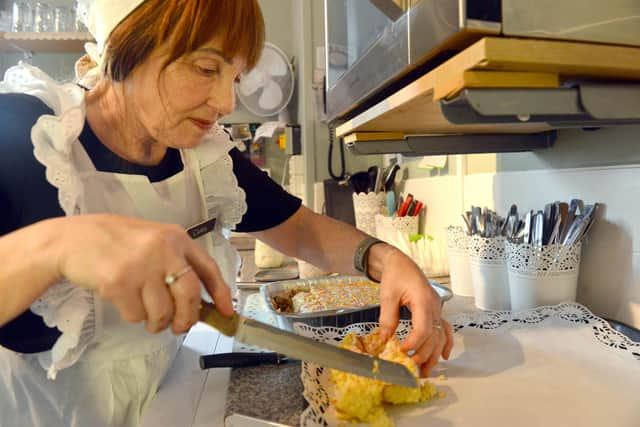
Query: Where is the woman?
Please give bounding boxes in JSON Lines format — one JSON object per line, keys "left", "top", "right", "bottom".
{"left": 0, "top": 0, "right": 453, "bottom": 426}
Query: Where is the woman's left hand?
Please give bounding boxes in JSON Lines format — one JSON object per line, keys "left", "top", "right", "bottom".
{"left": 373, "top": 245, "right": 454, "bottom": 377}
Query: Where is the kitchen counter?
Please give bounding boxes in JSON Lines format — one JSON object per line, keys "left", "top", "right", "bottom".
{"left": 140, "top": 286, "right": 475, "bottom": 427}
{"left": 139, "top": 273, "right": 640, "bottom": 427}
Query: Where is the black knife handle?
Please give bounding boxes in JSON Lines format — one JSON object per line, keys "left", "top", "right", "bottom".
{"left": 199, "top": 352, "right": 281, "bottom": 370}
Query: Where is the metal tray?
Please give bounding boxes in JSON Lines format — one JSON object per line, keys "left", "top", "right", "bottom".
{"left": 260, "top": 275, "right": 453, "bottom": 331}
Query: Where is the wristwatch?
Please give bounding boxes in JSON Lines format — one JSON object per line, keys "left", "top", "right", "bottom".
{"left": 353, "top": 236, "right": 385, "bottom": 282}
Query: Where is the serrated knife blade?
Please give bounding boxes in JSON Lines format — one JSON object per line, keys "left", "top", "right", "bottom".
{"left": 198, "top": 301, "right": 418, "bottom": 388}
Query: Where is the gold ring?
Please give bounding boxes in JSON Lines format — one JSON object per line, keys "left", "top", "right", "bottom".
{"left": 433, "top": 320, "right": 442, "bottom": 330}
{"left": 165, "top": 265, "right": 193, "bottom": 286}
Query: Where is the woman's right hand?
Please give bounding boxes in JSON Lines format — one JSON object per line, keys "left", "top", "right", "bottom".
{"left": 54, "top": 214, "right": 233, "bottom": 334}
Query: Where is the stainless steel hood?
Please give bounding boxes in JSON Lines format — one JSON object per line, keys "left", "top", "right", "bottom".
{"left": 502, "top": 0, "right": 640, "bottom": 47}
{"left": 324, "top": 0, "right": 640, "bottom": 124}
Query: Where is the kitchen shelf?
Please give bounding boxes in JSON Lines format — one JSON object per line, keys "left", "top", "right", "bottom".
{"left": 0, "top": 32, "right": 93, "bottom": 53}
{"left": 335, "top": 37, "right": 640, "bottom": 156}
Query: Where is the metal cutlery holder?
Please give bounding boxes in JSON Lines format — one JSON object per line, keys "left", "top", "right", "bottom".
{"left": 352, "top": 192, "right": 386, "bottom": 236}
{"left": 446, "top": 226, "right": 473, "bottom": 297}
{"left": 505, "top": 242, "right": 582, "bottom": 310}
{"left": 468, "top": 235, "right": 510, "bottom": 310}
{"left": 374, "top": 213, "right": 419, "bottom": 244}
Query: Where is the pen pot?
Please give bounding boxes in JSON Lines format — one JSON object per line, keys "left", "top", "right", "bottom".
{"left": 505, "top": 242, "right": 582, "bottom": 310}
{"left": 446, "top": 226, "right": 473, "bottom": 297}
{"left": 468, "top": 235, "right": 510, "bottom": 310}
{"left": 374, "top": 214, "right": 419, "bottom": 244}
{"left": 352, "top": 192, "right": 386, "bottom": 237}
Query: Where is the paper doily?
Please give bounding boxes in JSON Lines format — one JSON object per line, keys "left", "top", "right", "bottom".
{"left": 234, "top": 292, "right": 278, "bottom": 353}
{"left": 296, "top": 303, "right": 640, "bottom": 427}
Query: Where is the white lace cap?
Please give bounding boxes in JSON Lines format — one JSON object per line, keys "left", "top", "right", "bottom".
{"left": 79, "top": 0, "right": 147, "bottom": 54}
{"left": 75, "top": 0, "right": 146, "bottom": 88}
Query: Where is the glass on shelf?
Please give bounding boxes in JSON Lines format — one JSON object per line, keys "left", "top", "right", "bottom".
{"left": 34, "top": 2, "right": 53, "bottom": 32}
{"left": 0, "top": 10, "right": 12, "bottom": 32}
{"left": 73, "top": 0, "right": 88, "bottom": 32}
{"left": 54, "top": 5, "right": 73, "bottom": 32}
{"left": 11, "top": 1, "right": 34, "bottom": 32}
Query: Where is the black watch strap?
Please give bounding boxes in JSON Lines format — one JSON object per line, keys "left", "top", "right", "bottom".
{"left": 353, "top": 236, "right": 385, "bottom": 282}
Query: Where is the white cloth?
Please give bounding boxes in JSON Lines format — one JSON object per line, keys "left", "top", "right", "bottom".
{"left": 0, "top": 63, "right": 247, "bottom": 427}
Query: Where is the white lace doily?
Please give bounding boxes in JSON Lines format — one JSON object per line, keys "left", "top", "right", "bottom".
{"left": 233, "top": 293, "right": 279, "bottom": 353}
{"left": 295, "top": 320, "right": 414, "bottom": 427}
{"left": 295, "top": 303, "right": 640, "bottom": 427}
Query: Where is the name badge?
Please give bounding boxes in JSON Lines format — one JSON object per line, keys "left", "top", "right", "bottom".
{"left": 186, "top": 217, "right": 217, "bottom": 239}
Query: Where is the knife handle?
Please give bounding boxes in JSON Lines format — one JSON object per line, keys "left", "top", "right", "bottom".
{"left": 199, "top": 300, "right": 240, "bottom": 337}
{"left": 199, "top": 352, "right": 280, "bottom": 370}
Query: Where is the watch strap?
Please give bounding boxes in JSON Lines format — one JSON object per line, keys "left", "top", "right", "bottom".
{"left": 353, "top": 236, "right": 384, "bottom": 282}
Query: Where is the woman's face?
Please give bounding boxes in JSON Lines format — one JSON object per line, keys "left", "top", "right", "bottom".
{"left": 125, "top": 35, "right": 246, "bottom": 149}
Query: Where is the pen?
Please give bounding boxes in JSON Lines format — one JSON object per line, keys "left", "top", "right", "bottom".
{"left": 398, "top": 194, "right": 413, "bottom": 217}
{"left": 412, "top": 201, "right": 423, "bottom": 216}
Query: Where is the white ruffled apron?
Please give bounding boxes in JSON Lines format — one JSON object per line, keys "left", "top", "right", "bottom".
{"left": 0, "top": 64, "right": 247, "bottom": 427}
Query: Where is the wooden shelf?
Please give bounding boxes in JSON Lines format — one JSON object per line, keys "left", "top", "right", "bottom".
{"left": 0, "top": 32, "right": 93, "bottom": 53}
{"left": 335, "top": 37, "right": 640, "bottom": 139}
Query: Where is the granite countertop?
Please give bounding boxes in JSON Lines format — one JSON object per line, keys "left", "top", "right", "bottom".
{"left": 225, "top": 361, "right": 305, "bottom": 425}
{"left": 223, "top": 290, "right": 306, "bottom": 425}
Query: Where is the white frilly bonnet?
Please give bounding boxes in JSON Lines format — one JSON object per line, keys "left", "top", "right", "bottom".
{"left": 75, "top": 0, "right": 147, "bottom": 87}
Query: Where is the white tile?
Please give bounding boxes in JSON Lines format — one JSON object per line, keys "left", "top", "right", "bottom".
{"left": 403, "top": 175, "right": 460, "bottom": 240}
{"left": 190, "top": 334, "right": 236, "bottom": 427}
{"left": 465, "top": 166, "right": 640, "bottom": 251}
{"left": 215, "top": 334, "right": 235, "bottom": 354}
{"left": 579, "top": 251, "right": 640, "bottom": 329}
{"left": 191, "top": 367, "right": 231, "bottom": 427}
{"left": 141, "top": 326, "right": 221, "bottom": 427}
{"left": 184, "top": 322, "right": 221, "bottom": 354}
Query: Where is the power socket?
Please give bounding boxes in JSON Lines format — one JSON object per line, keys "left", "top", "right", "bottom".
{"left": 284, "top": 125, "right": 302, "bottom": 156}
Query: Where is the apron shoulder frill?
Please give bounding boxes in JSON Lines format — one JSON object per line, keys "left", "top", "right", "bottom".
{"left": 1, "top": 63, "right": 96, "bottom": 380}
{"left": 191, "top": 126, "right": 248, "bottom": 232}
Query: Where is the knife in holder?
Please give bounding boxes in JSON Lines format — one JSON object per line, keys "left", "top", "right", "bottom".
{"left": 199, "top": 352, "right": 290, "bottom": 370}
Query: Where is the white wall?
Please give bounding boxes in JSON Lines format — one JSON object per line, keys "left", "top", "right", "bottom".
{"left": 401, "top": 129, "right": 640, "bottom": 329}
{"left": 223, "top": 0, "right": 295, "bottom": 125}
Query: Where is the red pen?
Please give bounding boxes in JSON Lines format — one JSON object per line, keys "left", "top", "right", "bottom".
{"left": 412, "top": 201, "right": 423, "bottom": 216}
{"left": 398, "top": 194, "right": 413, "bottom": 217}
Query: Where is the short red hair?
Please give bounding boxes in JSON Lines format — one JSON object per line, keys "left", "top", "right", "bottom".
{"left": 104, "top": 0, "right": 265, "bottom": 81}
